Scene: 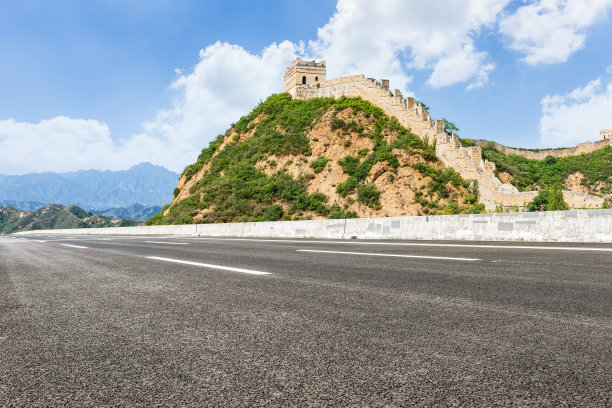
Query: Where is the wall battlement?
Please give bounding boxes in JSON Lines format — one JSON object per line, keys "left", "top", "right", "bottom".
{"left": 471, "top": 138, "right": 612, "bottom": 160}
{"left": 283, "top": 59, "right": 606, "bottom": 211}
{"left": 284, "top": 58, "right": 326, "bottom": 98}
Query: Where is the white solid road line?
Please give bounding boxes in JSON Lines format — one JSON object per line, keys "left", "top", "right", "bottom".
{"left": 144, "top": 241, "right": 189, "bottom": 245}
{"left": 60, "top": 244, "right": 88, "bottom": 249}
{"left": 193, "top": 237, "right": 612, "bottom": 252}
{"left": 146, "top": 256, "right": 271, "bottom": 275}
{"left": 297, "top": 249, "right": 480, "bottom": 261}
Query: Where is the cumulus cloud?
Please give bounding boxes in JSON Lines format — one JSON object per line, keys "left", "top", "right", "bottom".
{"left": 0, "top": 117, "right": 113, "bottom": 174}
{"left": 499, "top": 0, "right": 612, "bottom": 65}
{"left": 2, "top": 1, "right": 517, "bottom": 175}
{"left": 539, "top": 78, "right": 612, "bottom": 146}
{"left": 310, "top": 0, "right": 509, "bottom": 90}
{"left": 133, "top": 40, "right": 299, "bottom": 171}
{"left": 0, "top": 41, "right": 298, "bottom": 174}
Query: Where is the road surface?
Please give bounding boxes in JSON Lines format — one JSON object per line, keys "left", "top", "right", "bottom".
{"left": 1, "top": 234, "right": 611, "bottom": 406}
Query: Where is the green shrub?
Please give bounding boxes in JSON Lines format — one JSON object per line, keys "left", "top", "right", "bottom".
{"left": 357, "top": 183, "right": 380, "bottom": 207}
{"left": 337, "top": 177, "right": 359, "bottom": 197}
{"left": 466, "top": 203, "right": 486, "bottom": 214}
{"left": 310, "top": 157, "right": 329, "bottom": 173}
{"left": 263, "top": 205, "right": 284, "bottom": 221}
{"left": 441, "top": 201, "right": 459, "bottom": 215}
{"left": 527, "top": 184, "right": 569, "bottom": 212}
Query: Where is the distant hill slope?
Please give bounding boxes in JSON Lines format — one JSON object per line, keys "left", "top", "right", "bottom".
{"left": 149, "top": 94, "right": 484, "bottom": 225}
{"left": 0, "top": 162, "right": 179, "bottom": 210}
{"left": 91, "top": 204, "right": 162, "bottom": 221}
{"left": 0, "top": 204, "right": 141, "bottom": 234}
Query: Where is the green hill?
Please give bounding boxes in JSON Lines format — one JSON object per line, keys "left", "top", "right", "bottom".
{"left": 0, "top": 204, "right": 141, "bottom": 234}
{"left": 149, "top": 94, "right": 484, "bottom": 225}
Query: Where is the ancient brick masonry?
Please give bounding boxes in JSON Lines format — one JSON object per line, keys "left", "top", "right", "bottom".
{"left": 283, "top": 59, "right": 606, "bottom": 210}
{"left": 471, "top": 138, "right": 612, "bottom": 160}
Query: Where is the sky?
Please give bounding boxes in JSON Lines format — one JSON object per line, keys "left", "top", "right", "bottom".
{"left": 1, "top": 0, "right": 611, "bottom": 175}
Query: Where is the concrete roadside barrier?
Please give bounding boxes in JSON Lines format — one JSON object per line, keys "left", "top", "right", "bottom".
{"left": 15, "top": 209, "right": 612, "bottom": 243}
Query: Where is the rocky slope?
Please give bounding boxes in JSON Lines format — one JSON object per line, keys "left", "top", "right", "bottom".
{"left": 0, "top": 204, "right": 141, "bottom": 234}
{"left": 149, "top": 94, "right": 484, "bottom": 225}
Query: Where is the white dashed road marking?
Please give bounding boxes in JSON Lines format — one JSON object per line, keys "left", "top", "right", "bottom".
{"left": 144, "top": 241, "right": 189, "bottom": 245}
{"left": 297, "top": 249, "right": 480, "bottom": 261}
{"left": 146, "top": 256, "right": 272, "bottom": 276}
{"left": 60, "top": 244, "right": 88, "bottom": 249}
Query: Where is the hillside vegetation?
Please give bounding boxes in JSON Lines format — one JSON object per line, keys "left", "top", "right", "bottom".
{"left": 149, "top": 94, "right": 484, "bottom": 225}
{"left": 0, "top": 204, "right": 140, "bottom": 234}
{"left": 474, "top": 143, "right": 611, "bottom": 196}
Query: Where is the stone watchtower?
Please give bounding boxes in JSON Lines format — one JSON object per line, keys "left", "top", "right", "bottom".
{"left": 284, "top": 58, "right": 326, "bottom": 98}
{"left": 601, "top": 129, "right": 612, "bottom": 141}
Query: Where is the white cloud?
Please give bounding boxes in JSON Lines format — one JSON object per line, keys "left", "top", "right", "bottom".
{"left": 15, "top": 1, "right": 592, "bottom": 175}
{"left": 133, "top": 40, "right": 299, "bottom": 171}
{"left": 539, "top": 78, "right": 612, "bottom": 146}
{"left": 499, "top": 0, "right": 612, "bottom": 65}
{"left": 310, "top": 0, "right": 509, "bottom": 90}
{"left": 0, "top": 41, "right": 298, "bottom": 174}
{"left": 0, "top": 117, "right": 113, "bottom": 174}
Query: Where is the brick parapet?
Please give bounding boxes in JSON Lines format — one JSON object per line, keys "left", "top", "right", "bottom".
{"left": 471, "top": 138, "right": 612, "bottom": 160}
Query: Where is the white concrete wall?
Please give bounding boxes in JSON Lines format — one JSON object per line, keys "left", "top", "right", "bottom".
{"left": 16, "top": 209, "right": 612, "bottom": 243}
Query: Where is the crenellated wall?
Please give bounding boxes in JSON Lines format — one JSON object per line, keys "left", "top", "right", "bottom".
{"left": 435, "top": 132, "right": 605, "bottom": 210}
{"left": 294, "top": 75, "right": 439, "bottom": 143}
{"left": 471, "top": 139, "right": 612, "bottom": 160}
{"left": 290, "top": 72, "right": 605, "bottom": 211}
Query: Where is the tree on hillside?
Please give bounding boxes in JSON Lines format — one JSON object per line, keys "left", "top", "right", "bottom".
{"left": 443, "top": 119, "right": 459, "bottom": 135}
{"left": 527, "top": 183, "right": 569, "bottom": 212}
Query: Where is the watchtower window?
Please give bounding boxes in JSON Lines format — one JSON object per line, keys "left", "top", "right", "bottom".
{"left": 302, "top": 76, "right": 306, "bottom": 84}
{"left": 315, "top": 76, "right": 319, "bottom": 81}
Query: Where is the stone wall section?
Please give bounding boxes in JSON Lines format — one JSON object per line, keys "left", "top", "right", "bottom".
{"left": 292, "top": 74, "right": 605, "bottom": 211}
{"left": 295, "top": 75, "right": 438, "bottom": 143}
{"left": 471, "top": 139, "right": 612, "bottom": 160}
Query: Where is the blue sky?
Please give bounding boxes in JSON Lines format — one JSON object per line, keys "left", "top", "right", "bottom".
{"left": 1, "top": 0, "right": 611, "bottom": 174}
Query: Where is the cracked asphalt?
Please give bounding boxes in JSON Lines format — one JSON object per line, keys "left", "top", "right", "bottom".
{"left": 1, "top": 234, "right": 611, "bottom": 406}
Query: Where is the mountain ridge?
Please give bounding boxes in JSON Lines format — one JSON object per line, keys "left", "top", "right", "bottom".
{"left": 0, "top": 204, "right": 141, "bottom": 234}
{"left": 0, "top": 162, "right": 179, "bottom": 210}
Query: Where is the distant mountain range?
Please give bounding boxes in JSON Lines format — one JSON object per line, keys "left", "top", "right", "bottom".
{"left": 0, "top": 162, "right": 179, "bottom": 211}
{"left": 0, "top": 200, "right": 47, "bottom": 211}
{"left": 0, "top": 204, "right": 141, "bottom": 234}
{"left": 91, "top": 203, "right": 162, "bottom": 221}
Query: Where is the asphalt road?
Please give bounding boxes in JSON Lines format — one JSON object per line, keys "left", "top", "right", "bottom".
{"left": 1, "top": 234, "right": 611, "bottom": 407}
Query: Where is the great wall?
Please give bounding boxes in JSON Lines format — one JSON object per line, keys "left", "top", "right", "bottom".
{"left": 284, "top": 59, "right": 609, "bottom": 211}
{"left": 470, "top": 138, "right": 612, "bottom": 161}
